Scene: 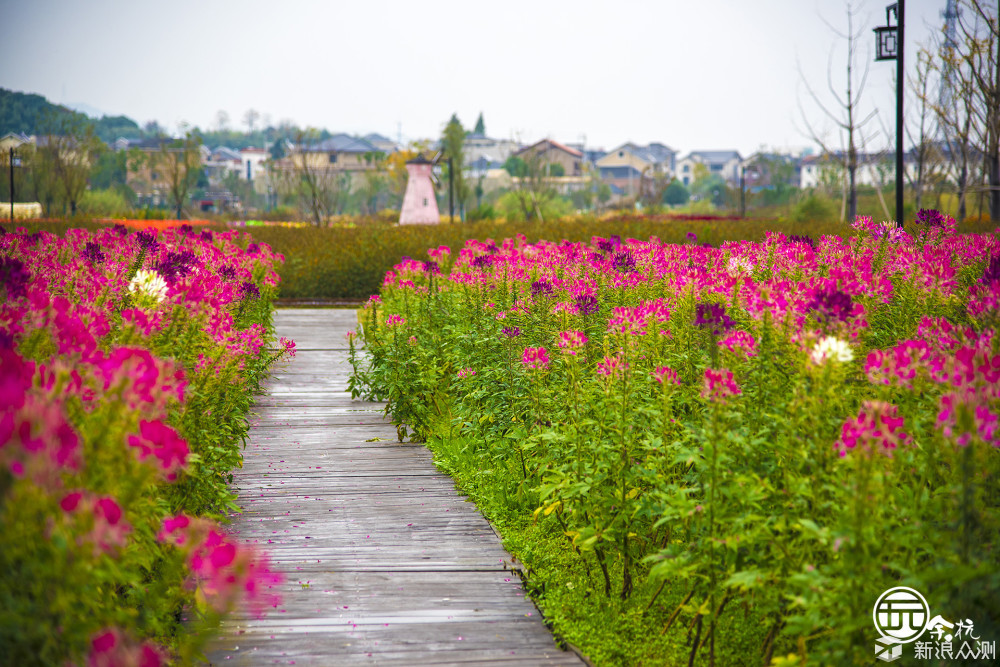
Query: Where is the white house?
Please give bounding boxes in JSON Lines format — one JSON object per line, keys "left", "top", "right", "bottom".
{"left": 676, "top": 150, "right": 743, "bottom": 186}
{"left": 464, "top": 133, "right": 521, "bottom": 167}
{"left": 239, "top": 147, "right": 269, "bottom": 183}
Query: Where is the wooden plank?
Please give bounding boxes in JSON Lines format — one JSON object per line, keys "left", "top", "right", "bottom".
{"left": 203, "top": 309, "right": 583, "bottom": 666}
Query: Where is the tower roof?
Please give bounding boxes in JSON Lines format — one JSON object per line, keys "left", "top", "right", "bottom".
{"left": 406, "top": 153, "right": 433, "bottom": 165}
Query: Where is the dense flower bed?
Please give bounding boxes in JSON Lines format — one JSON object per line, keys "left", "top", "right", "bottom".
{"left": 0, "top": 223, "right": 292, "bottom": 665}
{"left": 353, "top": 213, "right": 1000, "bottom": 663}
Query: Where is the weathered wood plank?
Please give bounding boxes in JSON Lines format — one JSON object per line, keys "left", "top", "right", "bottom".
{"left": 203, "top": 309, "right": 583, "bottom": 666}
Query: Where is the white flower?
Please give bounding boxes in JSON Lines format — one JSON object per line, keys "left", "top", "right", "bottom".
{"left": 727, "top": 256, "right": 754, "bottom": 277}
{"left": 811, "top": 336, "right": 853, "bottom": 365}
{"left": 127, "top": 269, "right": 168, "bottom": 304}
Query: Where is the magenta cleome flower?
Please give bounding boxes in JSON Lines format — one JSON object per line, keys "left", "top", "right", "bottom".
{"left": 557, "top": 330, "right": 588, "bottom": 354}
{"left": 597, "top": 354, "right": 628, "bottom": 378}
{"left": 521, "top": 347, "right": 550, "bottom": 370}
{"left": 127, "top": 420, "right": 190, "bottom": 481}
{"left": 701, "top": 367, "right": 741, "bottom": 403}
{"left": 835, "top": 400, "right": 911, "bottom": 457}
{"left": 652, "top": 366, "right": 680, "bottom": 385}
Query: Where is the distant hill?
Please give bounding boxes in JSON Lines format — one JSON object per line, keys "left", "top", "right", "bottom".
{"left": 0, "top": 88, "right": 144, "bottom": 143}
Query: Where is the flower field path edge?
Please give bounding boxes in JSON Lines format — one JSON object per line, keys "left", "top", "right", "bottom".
{"left": 204, "top": 308, "right": 584, "bottom": 666}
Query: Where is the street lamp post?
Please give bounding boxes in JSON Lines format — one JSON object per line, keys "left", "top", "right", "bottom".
{"left": 874, "top": 1, "right": 905, "bottom": 227}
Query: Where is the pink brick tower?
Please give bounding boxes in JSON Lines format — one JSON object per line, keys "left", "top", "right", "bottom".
{"left": 399, "top": 154, "right": 440, "bottom": 225}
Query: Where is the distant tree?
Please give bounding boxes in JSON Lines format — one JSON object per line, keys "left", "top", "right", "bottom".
{"left": 505, "top": 149, "right": 558, "bottom": 221}
{"left": 243, "top": 109, "right": 260, "bottom": 135}
{"left": 37, "top": 111, "right": 104, "bottom": 216}
{"left": 143, "top": 120, "right": 166, "bottom": 137}
{"left": 154, "top": 133, "right": 203, "bottom": 219}
{"left": 0, "top": 88, "right": 87, "bottom": 136}
{"left": 269, "top": 139, "right": 286, "bottom": 161}
{"left": 691, "top": 171, "right": 728, "bottom": 207}
{"left": 547, "top": 162, "right": 565, "bottom": 177}
{"left": 440, "top": 114, "right": 470, "bottom": 219}
{"left": 952, "top": 0, "right": 1000, "bottom": 221}
{"left": 905, "top": 48, "right": 946, "bottom": 211}
{"left": 279, "top": 128, "right": 351, "bottom": 225}
{"left": 503, "top": 155, "right": 528, "bottom": 178}
{"left": 15, "top": 143, "right": 57, "bottom": 216}
{"left": 473, "top": 113, "right": 486, "bottom": 136}
{"left": 639, "top": 167, "right": 671, "bottom": 208}
{"left": 597, "top": 182, "right": 612, "bottom": 209}
{"left": 797, "top": 3, "right": 878, "bottom": 221}
{"left": 360, "top": 151, "right": 389, "bottom": 215}
{"left": 216, "top": 110, "right": 230, "bottom": 133}
{"left": 93, "top": 115, "right": 143, "bottom": 143}
{"left": 89, "top": 149, "right": 129, "bottom": 192}
{"left": 663, "top": 179, "right": 690, "bottom": 206}
{"left": 928, "top": 33, "right": 978, "bottom": 221}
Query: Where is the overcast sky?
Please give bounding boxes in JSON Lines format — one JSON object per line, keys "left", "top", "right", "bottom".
{"left": 1, "top": 0, "right": 947, "bottom": 156}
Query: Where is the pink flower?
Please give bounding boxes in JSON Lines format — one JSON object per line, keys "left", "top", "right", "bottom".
{"left": 937, "top": 388, "right": 1000, "bottom": 448}
{"left": 158, "top": 514, "right": 192, "bottom": 545}
{"left": 87, "top": 628, "right": 164, "bottom": 667}
{"left": 457, "top": 368, "right": 476, "bottom": 379}
{"left": 718, "top": 331, "right": 757, "bottom": 357}
{"left": 187, "top": 529, "right": 283, "bottom": 616}
{"left": 384, "top": 314, "right": 405, "bottom": 327}
{"left": 127, "top": 420, "right": 190, "bottom": 481}
{"left": 521, "top": 347, "right": 550, "bottom": 370}
{"left": 60, "top": 491, "right": 83, "bottom": 513}
{"left": 652, "top": 366, "right": 680, "bottom": 385}
{"left": 597, "top": 354, "right": 628, "bottom": 378}
{"left": 0, "top": 394, "right": 82, "bottom": 489}
{"left": 835, "top": 400, "right": 911, "bottom": 457}
{"left": 279, "top": 336, "right": 296, "bottom": 357}
{"left": 557, "top": 330, "right": 588, "bottom": 354}
{"left": 701, "top": 367, "right": 741, "bottom": 404}
{"left": 95, "top": 497, "right": 123, "bottom": 525}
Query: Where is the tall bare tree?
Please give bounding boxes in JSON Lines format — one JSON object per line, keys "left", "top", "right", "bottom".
{"left": 243, "top": 108, "right": 261, "bottom": 136}
{"left": 797, "top": 2, "right": 879, "bottom": 221}
{"left": 281, "top": 129, "right": 351, "bottom": 226}
{"left": 36, "top": 112, "right": 104, "bottom": 216}
{"left": 955, "top": 0, "right": 1000, "bottom": 221}
{"left": 504, "top": 150, "right": 558, "bottom": 222}
{"left": 930, "top": 10, "right": 982, "bottom": 221}
{"left": 906, "top": 48, "right": 947, "bottom": 210}
{"left": 155, "top": 133, "right": 202, "bottom": 219}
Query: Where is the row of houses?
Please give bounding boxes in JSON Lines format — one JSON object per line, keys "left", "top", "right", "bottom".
{"left": 3, "top": 127, "right": 951, "bottom": 209}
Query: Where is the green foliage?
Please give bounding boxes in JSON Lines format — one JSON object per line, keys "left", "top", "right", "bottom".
{"left": 441, "top": 114, "right": 470, "bottom": 218}
{"left": 78, "top": 188, "right": 130, "bottom": 217}
{"left": 246, "top": 215, "right": 854, "bottom": 300}
{"left": 352, "top": 225, "right": 1000, "bottom": 664}
{"left": 547, "top": 162, "right": 565, "bottom": 177}
{"left": 495, "top": 191, "right": 573, "bottom": 222}
{"left": 0, "top": 224, "right": 285, "bottom": 664}
{"left": 663, "top": 179, "right": 690, "bottom": 206}
{"left": 691, "top": 172, "right": 729, "bottom": 206}
{"left": 89, "top": 149, "right": 130, "bottom": 192}
{"left": 791, "top": 192, "right": 838, "bottom": 223}
{"left": 503, "top": 156, "right": 528, "bottom": 178}
{"left": 0, "top": 88, "right": 85, "bottom": 137}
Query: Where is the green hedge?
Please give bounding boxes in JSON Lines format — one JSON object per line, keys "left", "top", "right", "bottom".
{"left": 245, "top": 216, "right": 853, "bottom": 300}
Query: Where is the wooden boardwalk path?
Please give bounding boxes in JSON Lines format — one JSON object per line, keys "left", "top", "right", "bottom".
{"left": 205, "top": 309, "right": 584, "bottom": 666}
